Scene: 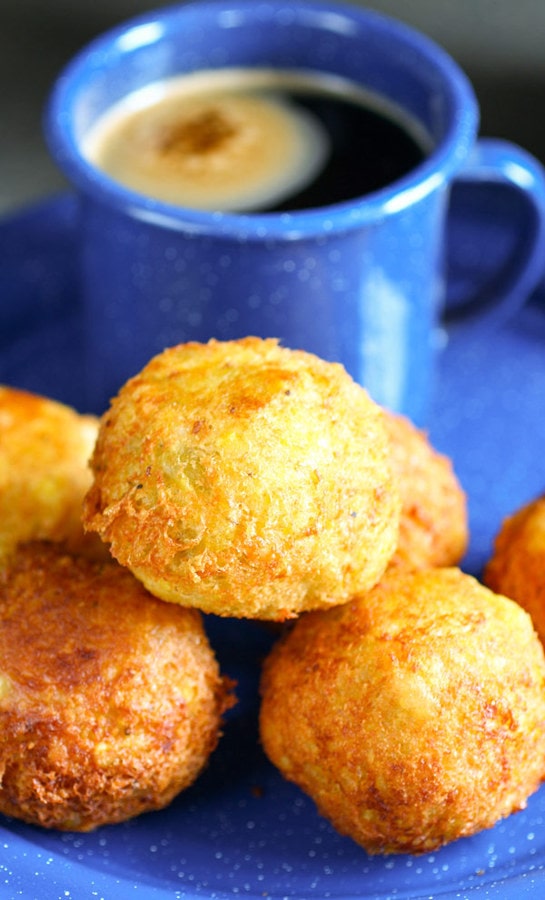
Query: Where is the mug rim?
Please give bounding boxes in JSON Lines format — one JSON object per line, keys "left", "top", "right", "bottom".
{"left": 45, "top": 0, "right": 479, "bottom": 240}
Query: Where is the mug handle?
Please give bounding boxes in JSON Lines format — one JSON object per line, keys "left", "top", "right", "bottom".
{"left": 444, "top": 137, "right": 545, "bottom": 326}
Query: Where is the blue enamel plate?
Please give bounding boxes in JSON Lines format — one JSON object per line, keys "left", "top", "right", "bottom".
{"left": 1, "top": 193, "right": 545, "bottom": 900}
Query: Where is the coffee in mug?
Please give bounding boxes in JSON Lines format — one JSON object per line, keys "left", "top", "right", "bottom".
{"left": 82, "top": 68, "right": 428, "bottom": 212}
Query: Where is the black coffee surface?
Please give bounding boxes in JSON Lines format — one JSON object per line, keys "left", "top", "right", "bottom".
{"left": 266, "top": 90, "right": 426, "bottom": 212}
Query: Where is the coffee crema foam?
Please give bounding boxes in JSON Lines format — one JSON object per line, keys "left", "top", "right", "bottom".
{"left": 83, "top": 70, "right": 332, "bottom": 212}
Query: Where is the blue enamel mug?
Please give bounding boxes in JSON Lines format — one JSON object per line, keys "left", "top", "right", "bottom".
{"left": 45, "top": 0, "right": 545, "bottom": 420}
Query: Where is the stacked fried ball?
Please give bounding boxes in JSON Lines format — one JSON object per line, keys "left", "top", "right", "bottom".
{"left": 2, "top": 337, "right": 545, "bottom": 855}
{"left": 0, "top": 385, "right": 233, "bottom": 831}
{"left": 260, "top": 567, "right": 545, "bottom": 854}
{"left": 83, "top": 337, "right": 401, "bottom": 620}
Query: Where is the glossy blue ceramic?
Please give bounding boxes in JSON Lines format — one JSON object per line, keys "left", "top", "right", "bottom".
{"left": 45, "top": 0, "right": 545, "bottom": 420}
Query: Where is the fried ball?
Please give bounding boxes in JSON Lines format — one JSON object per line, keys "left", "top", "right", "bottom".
{"left": 259, "top": 567, "right": 545, "bottom": 855}
{"left": 83, "top": 337, "right": 400, "bottom": 620}
{"left": 0, "top": 542, "right": 234, "bottom": 831}
{"left": 385, "top": 412, "right": 468, "bottom": 570}
{"left": 0, "top": 386, "right": 104, "bottom": 564}
{"left": 485, "top": 495, "right": 545, "bottom": 644}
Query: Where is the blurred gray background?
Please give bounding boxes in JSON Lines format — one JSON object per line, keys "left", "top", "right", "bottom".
{"left": 2, "top": 0, "right": 545, "bottom": 218}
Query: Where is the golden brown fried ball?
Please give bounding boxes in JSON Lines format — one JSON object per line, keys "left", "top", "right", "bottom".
{"left": 0, "top": 542, "right": 234, "bottom": 832}
{"left": 0, "top": 386, "right": 103, "bottom": 564}
{"left": 83, "top": 337, "right": 400, "bottom": 620}
{"left": 385, "top": 412, "right": 468, "bottom": 570}
{"left": 259, "top": 567, "right": 545, "bottom": 855}
{"left": 485, "top": 495, "right": 545, "bottom": 645}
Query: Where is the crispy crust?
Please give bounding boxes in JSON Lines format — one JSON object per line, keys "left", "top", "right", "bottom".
{"left": 83, "top": 338, "right": 400, "bottom": 620}
{"left": 0, "top": 542, "right": 234, "bottom": 831}
{"left": 0, "top": 385, "right": 105, "bottom": 564}
{"left": 385, "top": 413, "right": 468, "bottom": 570}
{"left": 260, "top": 567, "right": 545, "bottom": 854}
{"left": 484, "top": 495, "right": 545, "bottom": 644}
